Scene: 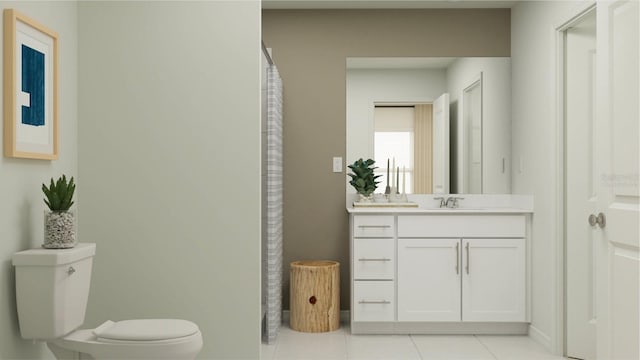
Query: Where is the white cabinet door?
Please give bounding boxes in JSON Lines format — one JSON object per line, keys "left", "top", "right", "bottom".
{"left": 398, "top": 238, "right": 461, "bottom": 322}
{"left": 461, "top": 238, "right": 525, "bottom": 322}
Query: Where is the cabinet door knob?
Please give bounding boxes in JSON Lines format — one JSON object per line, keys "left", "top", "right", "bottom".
{"left": 588, "top": 213, "right": 606, "bottom": 228}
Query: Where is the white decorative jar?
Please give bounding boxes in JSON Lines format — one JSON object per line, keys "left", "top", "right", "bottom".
{"left": 358, "top": 193, "right": 374, "bottom": 203}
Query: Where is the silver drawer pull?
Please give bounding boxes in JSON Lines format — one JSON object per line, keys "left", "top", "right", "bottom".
{"left": 358, "top": 258, "right": 391, "bottom": 262}
{"left": 357, "top": 225, "right": 391, "bottom": 228}
{"left": 455, "top": 243, "right": 460, "bottom": 275}
{"left": 465, "top": 242, "right": 470, "bottom": 274}
{"left": 358, "top": 300, "right": 391, "bottom": 304}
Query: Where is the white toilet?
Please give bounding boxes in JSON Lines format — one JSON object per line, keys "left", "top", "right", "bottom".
{"left": 12, "top": 243, "right": 203, "bottom": 359}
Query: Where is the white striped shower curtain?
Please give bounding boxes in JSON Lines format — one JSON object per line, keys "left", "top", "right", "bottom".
{"left": 265, "top": 64, "right": 283, "bottom": 344}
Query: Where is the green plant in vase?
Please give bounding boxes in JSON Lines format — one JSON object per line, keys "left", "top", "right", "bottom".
{"left": 42, "top": 175, "right": 76, "bottom": 248}
{"left": 348, "top": 158, "right": 381, "bottom": 202}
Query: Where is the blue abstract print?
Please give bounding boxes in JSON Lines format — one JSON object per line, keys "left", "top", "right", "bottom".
{"left": 21, "top": 44, "right": 45, "bottom": 126}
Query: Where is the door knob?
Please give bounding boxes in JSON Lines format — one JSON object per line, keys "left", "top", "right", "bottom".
{"left": 588, "top": 213, "right": 606, "bottom": 228}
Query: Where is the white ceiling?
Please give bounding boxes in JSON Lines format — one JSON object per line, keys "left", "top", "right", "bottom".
{"left": 346, "top": 57, "right": 457, "bottom": 69}
{"left": 263, "top": 0, "right": 519, "bottom": 10}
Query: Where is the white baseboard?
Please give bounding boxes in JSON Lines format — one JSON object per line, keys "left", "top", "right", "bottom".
{"left": 352, "top": 321, "right": 528, "bottom": 335}
{"left": 529, "top": 324, "right": 553, "bottom": 352}
{"left": 282, "top": 310, "right": 350, "bottom": 324}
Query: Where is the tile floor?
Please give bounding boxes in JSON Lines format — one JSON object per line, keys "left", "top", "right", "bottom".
{"left": 261, "top": 324, "right": 567, "bottom": 360}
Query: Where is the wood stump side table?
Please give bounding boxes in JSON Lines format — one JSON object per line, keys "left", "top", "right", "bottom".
{"left": 289, "top": 260, "right": 340, "bottom": 332}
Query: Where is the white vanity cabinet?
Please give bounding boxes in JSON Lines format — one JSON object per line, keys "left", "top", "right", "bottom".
{"left": 350, "top": 210, "right": 530, "bottom": 334}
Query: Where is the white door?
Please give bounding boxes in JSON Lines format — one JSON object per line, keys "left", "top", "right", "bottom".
{"left": 461, "top": 238, "right": 525, "bottom": 322}
{"left": 565, "top": 9, "right": 598, "bottom": 360}
{"left": 596, "top": 1, "right": 639, "bottom": 359}
{"left": 463, "top": 78, "right": 483, "bottom": 194}
{"left": 432, "top": 93, "right": 450, "bottom": 194}
{"left": 397, "top": 238, "right": 460, "bottom": 321}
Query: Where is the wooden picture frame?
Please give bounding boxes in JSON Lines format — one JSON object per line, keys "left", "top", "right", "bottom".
{"left": 4, "top": 9, "right": 58, "bottom": 159}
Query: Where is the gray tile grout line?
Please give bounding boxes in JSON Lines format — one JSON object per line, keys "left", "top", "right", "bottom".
{"left": 475, "top": 335, "right": 500, "bottom": 360}
{"left": 272, "top": 330, "right": 280, "bottom": 360}
{"left": 408, "top": 334, "right": 425, "bottom": 360}
{"left": 343, "top": 325, "right": 350, "bottom": 360}
{"left": 265, "top": 334, "right": 278, "bottom": 360}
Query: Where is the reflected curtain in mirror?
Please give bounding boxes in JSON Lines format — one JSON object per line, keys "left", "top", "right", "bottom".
{"left": 414, "top": 104, "right": 433, "bottom": 194}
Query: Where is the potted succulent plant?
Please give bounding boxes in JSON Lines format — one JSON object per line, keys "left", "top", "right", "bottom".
{"left": 347, "top": 158, "right": 381, "bottom": 202}
{"left": 42, "top": 175, "right": 76, "bottom": 248}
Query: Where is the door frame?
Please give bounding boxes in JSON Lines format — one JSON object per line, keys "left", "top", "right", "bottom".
{"left": 552, "top": 1, "right": 597, "bottom": 356}
{"left": 460, "top": 72, "right": 484, "bottom": 194}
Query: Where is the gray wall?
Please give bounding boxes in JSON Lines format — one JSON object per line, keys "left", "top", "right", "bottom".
{"left": 0, "top": 1, "right": 78, "bottom": 358}
{"left": 78, "top": 2, "right": 261, "bottom": 359}
{"left": 262, "top": 9, "right": 511, "bottom": 310}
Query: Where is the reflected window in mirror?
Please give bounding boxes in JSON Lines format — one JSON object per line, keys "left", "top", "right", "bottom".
{"left": 374, "top": 106, "right": 414, "bottom": 194}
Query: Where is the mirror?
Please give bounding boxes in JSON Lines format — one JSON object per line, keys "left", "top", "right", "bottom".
{"left": 346, "top": 57, "right": 511, "bottom": 196}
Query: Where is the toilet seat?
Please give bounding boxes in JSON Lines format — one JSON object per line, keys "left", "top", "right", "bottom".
{"left": 49, "top": 319, "right": 203, "bottom": 359}
{"left": 93, "top": 319, "right": 199, "bottom": 341}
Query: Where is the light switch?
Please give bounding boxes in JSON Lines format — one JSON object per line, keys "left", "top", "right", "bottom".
{"left": 333, "top": 157, "right": 342, "bottom": 173}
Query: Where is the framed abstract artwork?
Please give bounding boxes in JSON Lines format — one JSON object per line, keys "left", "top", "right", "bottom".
{"left": 3, "top": 9, "right": 58, "bottom": 159}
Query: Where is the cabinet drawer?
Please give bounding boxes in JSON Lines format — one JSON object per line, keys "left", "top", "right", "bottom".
{"left": 398, "top": 215, "right": 525, "bottom": 238}
{"left": 353, "top": 281, "right": 395, "bottom": 322}
{"left": 353, "top": 215, "right": 395, "bottom": 238}
{"left": 353, "top": 239, "right": 395, "bottom": 280}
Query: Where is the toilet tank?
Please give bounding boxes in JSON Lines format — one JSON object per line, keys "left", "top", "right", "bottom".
{"left": 12, "top": 243, "right": 96, "bottom": 340}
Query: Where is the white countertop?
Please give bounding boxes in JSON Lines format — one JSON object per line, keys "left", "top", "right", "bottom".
{"left": 347, "top": 207, "right": 533, "bottom": 214}
{"left": 346, "top": 194, "right": 534, "bottom": 214}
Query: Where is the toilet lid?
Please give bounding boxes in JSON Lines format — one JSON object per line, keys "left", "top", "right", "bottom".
{"left": 94, "top": 319, "right": 199, "bottom": 341}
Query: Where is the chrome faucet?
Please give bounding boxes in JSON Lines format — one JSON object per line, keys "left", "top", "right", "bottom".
{"left": 445, "top": 196, "right": 465, "bottom": 208}
{"left": 434, "top": 196, "right": 465, "bottom": 208}
{"left": 433, "top": 197, "right": 446, "bottom": 208}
